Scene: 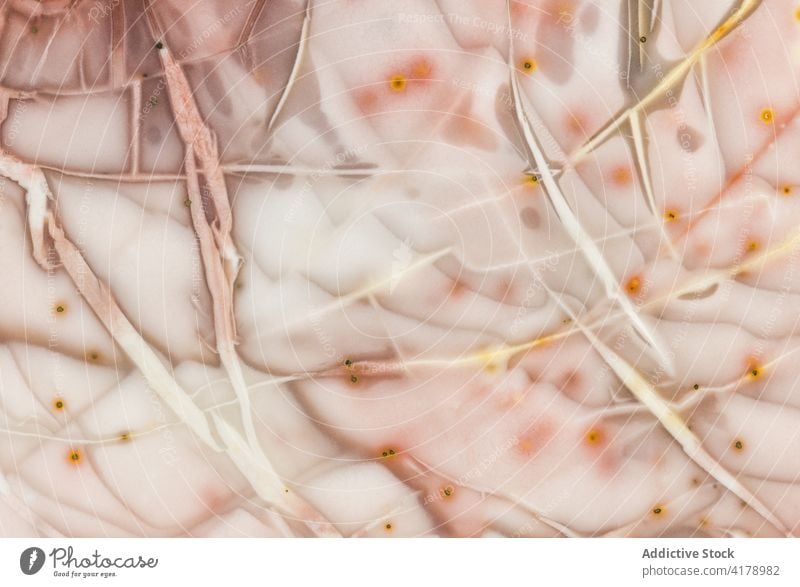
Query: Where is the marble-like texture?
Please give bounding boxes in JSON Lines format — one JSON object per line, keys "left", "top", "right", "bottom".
{"left": 0, "top": 0, "right": 799, "bottom": 537}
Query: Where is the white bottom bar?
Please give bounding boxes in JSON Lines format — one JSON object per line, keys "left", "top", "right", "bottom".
{"left": 2, "top": 538, "right": 798, "bottom": 586}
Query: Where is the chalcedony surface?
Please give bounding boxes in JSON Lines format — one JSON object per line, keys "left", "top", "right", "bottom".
{"left": 0, "top": 0, "right": 799, "bottom": 537}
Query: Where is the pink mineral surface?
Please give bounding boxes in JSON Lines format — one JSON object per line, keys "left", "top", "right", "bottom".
{"left": 0, "top": 0, "right": 799, "bottom": 538}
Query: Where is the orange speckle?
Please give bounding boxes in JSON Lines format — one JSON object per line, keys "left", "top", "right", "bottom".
{"left": 732, "top": 438, "right": 745, "bottom": 451}
{"left": 651, "top": 505, "right": 665, "bottom": 517}
{"left": 119, "top": 432, "right": 131, "bottom": 442}
{"left": 664, "top": 209, "right": 679, "bottom": 222}
{"left": 516, "top": 438, "right": 535, "bottom": 455}
{"left": 795, "top": 7, "right": 800, "bottom": 22}
{"left": 389, "top": 75, "right": 407, "bottom": 92}
{"left": 745, "top": 239, "right": 760, "bottom": 254}
{"left": 781, "top": 185, "right": 793, "bottom": 196}
{"left": 625, "top": 275, "right": 642, "bottom": 295}
{"left": 53, "top": 303, "right": 67, "bottom": 315}
{"left": 68, "top": 449, "right": 82, "bottom": 464}
{"left": 760, "top": 108, "right": 774, "bottom": 124}
{"left": 53, "top": 398, "right": 65, "bottom": 411}
{"left": 380, "top": 448, "right": 397, "bottom": 459}
{"left": 384, "top": 522, "right": 393, "bottom": 531}
{"left": 441, "top": 485, "right": 454, "bottom": 498}
{"left": 524, "top": 174, "right": 539, "bottom": 187}
{"left": 610, "top": 166, "right": 632, "bottom": 186}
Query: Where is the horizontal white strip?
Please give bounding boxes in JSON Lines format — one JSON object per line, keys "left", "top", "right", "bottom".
{"left": 1, "top": 538, "right": 798, "bottom": 586}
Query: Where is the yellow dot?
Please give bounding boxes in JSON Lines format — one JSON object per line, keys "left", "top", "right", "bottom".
{"left": 384, "top": 523, "right": 393, "bottom": 531}
{"left": 794, "top": 7, "right": 800, "bottom": 21}
{"left": 664, "top": 209, "right": 679, "bottom": 222}
{"left": 524, "top": 174, "right": 539, "bottom": 187}
{"left": 746, "top": 361, "right": 762, "bottom": 380}
{"left": 652, "top": 505, "right": 664, "bottom": 516}
{"left": 68, "top": 450, "right": 81, "bottom": 463}
{"left": 119, "top": 432, "right": 130, "bottom": 442}
{"left": 782, "top": 185, "right": 793, "bottom": 196}
{"left": 520, "top": 58, "right": 536, "bottom": 73}
{"left": 381, "top": 448, "right": 396, "bottom": 459}
{"left": 389, "top": 75, "right": 407, "bottom": 92}
{"left": 54, "top": 399, "right": 65, "bottom": 410}
{"left": 760, "top": 108, "right": 774, "bottom": 123}
{"left": 442, "top": 486, "right": 454, "bottom": 498}
{"left": 626, "top": 276, "right": 641, "bottom": 294}
{"left": 733, "top": 439, "right": 744, "bottom": 451}
{"left": 54, "top": 303, "right": 66, "bottom": 314}
{"left": 586, "top": 429, "right": 603, "bottom": 445}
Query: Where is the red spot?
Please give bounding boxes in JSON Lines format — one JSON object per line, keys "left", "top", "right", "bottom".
{"left": 496, "top": 278, "right": 514, "bottom": 302}
{"left": 442, "top": 96, "right": 497, "bottom": 151}
{"left": 693, "top": 241, "right": 711, "bottom": 257}
{"left": 566, "top": 110, "right": 589, "bottom": 137}
{"left": 539, "top": 0, "right": 575, "bottom": 23}
{"left": 409, "top": 57, "right": 433, "bottom": 81}
{"left": 510, "top": 1, "right": 537, "bottom": 19}
{"left": 354, "top": 89, "right": 378, "bottom": 114}
{"left": 558, "top": 369, "right": 582, "bottom": 393}
{"left": 200, "top": 487, "right": 232, "bottom": 514}
{"left": 448, "top": 280, "right": 467, "bottom": 299}
{"left": 515, "top": 419, "right": 555, "bottom": 459}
